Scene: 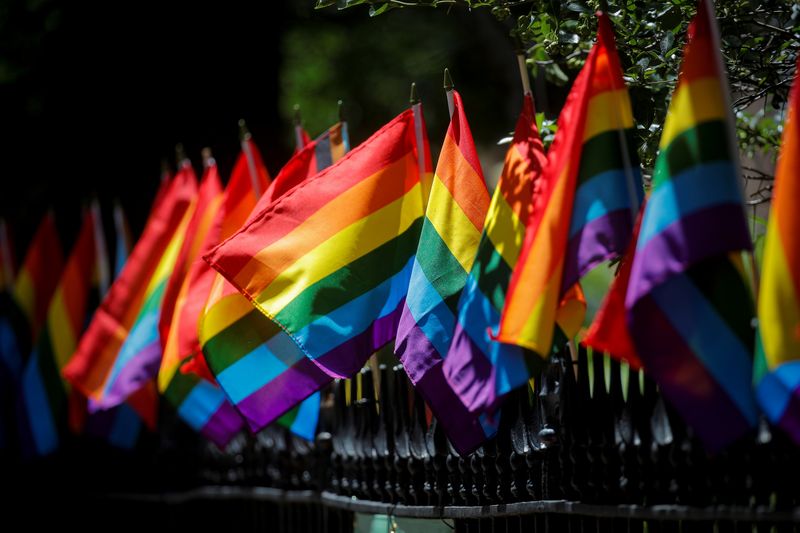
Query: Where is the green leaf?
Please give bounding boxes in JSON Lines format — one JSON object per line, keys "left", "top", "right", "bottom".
{"left": 566, "top": 1, "right": 592, "bottom": 14}
{"left": 369, "top": 3, "right": 392, "bottom": 16}
{"left": 659, "top": 32, "right": 674, "bottom": 55}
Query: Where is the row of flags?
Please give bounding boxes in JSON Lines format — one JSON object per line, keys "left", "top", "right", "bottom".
{"left": 0, "top": 0, "right": 798, "bottom": 459}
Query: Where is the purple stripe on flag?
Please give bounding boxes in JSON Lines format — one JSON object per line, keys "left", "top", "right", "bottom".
{"left": 629, "top": 294, "right": 753, "bottom": 451}
{"left": 444, "top": 321, "right": 525, "bottom": 414}
{"left": 231, "top": 299, "right": 406, "bottom": 433}
{"left": 417, "top": 358, "right": 495, "bottom": 455}
{"left": 397, "top": 318, "right": 492, "bottom": 455}
{"left": 308, "top": 299, "right": 406, "bottom": 379}
{"left": 92, "top": 342, "right": 162, "bottom": 411}
{"left": 236, "top": 356, "right": 332, "bottom": 432}
{"left": 201, "top": 402, "right": 245, "bottom": 448}
{"left": 561, "top": 209, "right": 634, "bottom": 292}
{"left": 627, "top": 205, "right": 751, "bottom": 306}
{"left": 396, "top": 302, "right": 443, "bottom": 383}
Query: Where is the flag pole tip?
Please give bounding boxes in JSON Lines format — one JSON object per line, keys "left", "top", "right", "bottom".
{"left": 293, "top": 104, "right": 302, "bottom": 127}
{"left": 443, "top": 68, "right": 454, "bottom": 91}
{"left": 201, "top": 147, "right": 214, "bottom": 167}
{"left": 338, "top": 99, "right": 345, "bottom": 122}
{"left": 238, "top": 118, "right": 251, "bottom": 141}
{"left": 409, "top": 82, "right": 420, "bottom": 105}
{"left": 175, "top": 143, "right": 188, "bottom": 166}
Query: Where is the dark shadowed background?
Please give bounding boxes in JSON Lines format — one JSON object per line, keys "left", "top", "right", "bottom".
{"left": 0, "top": 0, "right": 546, "bottom": 257}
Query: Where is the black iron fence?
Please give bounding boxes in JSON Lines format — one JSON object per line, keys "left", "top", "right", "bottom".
{"left": 9, "top": 346, "right": 800, "bottom": 531}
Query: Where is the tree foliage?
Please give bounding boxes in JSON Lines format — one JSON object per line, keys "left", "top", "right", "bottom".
{"left": 318, "top": 0, "right": 799, "bottom": 198}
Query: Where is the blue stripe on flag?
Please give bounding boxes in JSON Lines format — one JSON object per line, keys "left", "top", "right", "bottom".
{"left": 756, "top": 361, "right": 800, "bottom": 423}
{"left": 21, "top": 352, "right": 58, "bottom": 455}
{"left": 455, "top": 274, "right": 528, "bottom": 396}
{"left": 290, "top": 392, "right": 321, "bottom": 441}
{"left": 293, "top": 257, "right": 414, "bottom": 359}
{"left": 108, "top": 403, "right": 142, "bottom": 450}
{"left": 569, "top": 168, "right": 640, "bottom": 238}
{"left": 177, "top": 380, "right": 226, "bottom": 431}
{"left": 637, "top": 161, "right": 742, "bottom": 249}
{"left": 404, "top": 258, "right": 456, "bottom": 358}
{"left": 216, "top": 331, "right": 304, "bottom": 405}
{"left": 651, "top": 273, "right": 758, "bottom": 424}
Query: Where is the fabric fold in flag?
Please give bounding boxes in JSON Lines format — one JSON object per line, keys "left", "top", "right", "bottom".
{"left": 753, "top": 55, "right": 800, "bottom": 443}
{"left": 394, "top": 90, "right": 496, "bottom": 454}
{"left": 203, "top": 111, "right": 426, "bottom": 434}
{"left": 63, "top": 166, "right": 197, "bottom": 411}
{"left": 625, "top": 0, "right": 757, "bottom": 451}
{"left": 442, "top": 93, "right": 546, "bottom": 417}
{"left": 495, "top": 12, "right": 639, "bottom": 369}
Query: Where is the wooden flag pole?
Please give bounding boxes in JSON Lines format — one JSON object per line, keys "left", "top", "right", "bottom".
{"left": 516, "top": 54, "right": 532, "bottom": 96}
{"left": 175, "top": 143, "right": 189, "bottom": 168}
{"left": 410, "top": 83, "right": 426, "bottom": 182}
{"left": 90, "top": 197, "right": 111, "bottom": 296}
{"left": 443, "top": 68, "right": 455, "bottom": 117}
{"left": 410, "top": 82, "right": 430, "bottom": 210}
{"left": 293, "top": 104, "right": 305, "bottom": 150}
{"left": 238, "top": 119, "right": 263, "bottom": 198}
{"left": 338, "top": 98, "right": 351, "bottom": 150}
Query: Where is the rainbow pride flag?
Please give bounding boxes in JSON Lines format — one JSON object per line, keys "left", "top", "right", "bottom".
{"left": 495, "top": 13, "right": 639, "bottom": 364}
{"left": 160, "top": 142, "right": 270, "bottom": 447}
{"left": 64, "top": 167, "right": 196, "bottom": 410}
{"left": 626, "top": 0, "right": 757, "bottom": 450}
{"left": 1, "top": 213, "right": 64, "bottom": 381}
{"left": 753, "top": 56, "right": 800, "bottom": 442}
{"left": 443, "top": 94, "right": 546, "bottom": 416}
{"left": 394, "top": 90, "right": 495, "bottom": 454}
{"left": 203, "top": 111, "right": 426, "bottom": 433}
{"left": 93, "top": 174, "right": 199, "bottom": 408}
{"left": 21, "top": 208, "right": 97, "bottom": 455}
{"left": 198, "top": 124, "right": 351, "bottom": 437}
